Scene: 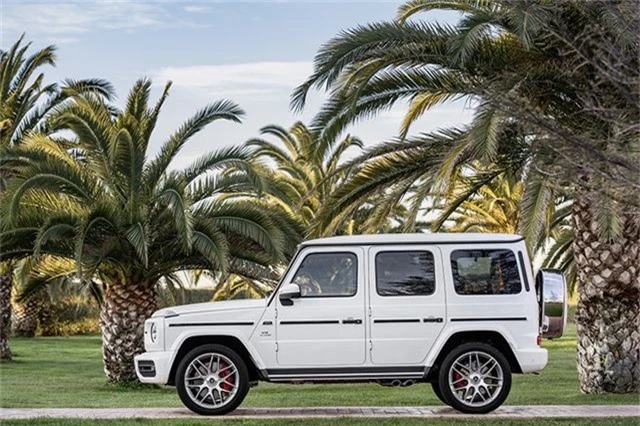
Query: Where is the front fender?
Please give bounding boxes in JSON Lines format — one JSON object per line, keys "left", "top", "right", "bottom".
{"left": 167, "top": 328, "right": 266, "bottom": 370}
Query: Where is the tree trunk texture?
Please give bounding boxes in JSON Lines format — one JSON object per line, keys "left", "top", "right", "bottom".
{"left": 100, "top": 283, "right": 157, "bottom": 384}
{"left": 37, "top": 299, "right": 56, "bottom": 337}
{"left": 573, "top": 195, "right": 640, "bottom": 393}
{"left": 11, "top": 297, "right": 38, "bottom": 337}
{"left": 0, "top": 266, "right": 12, "bottom": 361}
{"left": 12, "top": 289, "right": 52, "bottom": 337}
{"left": 12, "top": 288, "right": 55, "bottom": 337}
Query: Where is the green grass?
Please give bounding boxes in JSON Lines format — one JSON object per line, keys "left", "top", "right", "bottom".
{"left": 0, "top": 324, "right": 638, "bottom": 410}
{"left": 1, "top": 419, "right": 638, "bottom": 426}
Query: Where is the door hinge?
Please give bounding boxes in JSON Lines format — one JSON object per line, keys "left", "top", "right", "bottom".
{"left": 369, "top": 340, "right": 373, "bottom": 351}
{"left": 368, "top": 307, "right": 372, "bottom": 317}
{"left": 275, "top": 342, "right": 279, "bottom": 352}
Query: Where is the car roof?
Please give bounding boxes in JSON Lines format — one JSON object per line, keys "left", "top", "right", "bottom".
{"left": 299, "top": 233, "right": 524, "bottom": 247}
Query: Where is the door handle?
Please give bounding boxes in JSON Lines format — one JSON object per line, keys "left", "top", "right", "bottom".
{"left": 423, "top": 317, "right": 444, "bottom": 323}
{"left": 342, "top": 318, "right": 362, "bottom": 325}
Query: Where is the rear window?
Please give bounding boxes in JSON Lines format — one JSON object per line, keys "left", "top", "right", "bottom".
{"left": 376, "top": 251, "right": 436, "bottom": 296}
{"left": 450, "top": 249, "right": 522, "bottom": 295}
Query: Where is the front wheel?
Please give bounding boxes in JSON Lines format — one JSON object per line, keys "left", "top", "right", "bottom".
{"left": 437, "top": 342, "right": 512, "bottom": 414}
{"left": 176, "top": 344, "right": 249, "bottom": 415}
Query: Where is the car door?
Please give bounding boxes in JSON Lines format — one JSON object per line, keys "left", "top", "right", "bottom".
{"left": 368, "top": 245, "right": 446, "bottom": 365}
{"left": 275, "top": 246, "right": 366, "bottom": 367}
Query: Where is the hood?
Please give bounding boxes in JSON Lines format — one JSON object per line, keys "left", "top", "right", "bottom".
{"left": 152, "top": 298, "right": 267, "bottom": 318}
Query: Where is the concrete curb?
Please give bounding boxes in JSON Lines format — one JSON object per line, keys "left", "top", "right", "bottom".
{"left": 1, "top": 405, "right": 639, "bottom": 420}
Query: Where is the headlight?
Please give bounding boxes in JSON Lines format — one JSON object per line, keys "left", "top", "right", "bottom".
{"left": 149, "top": 322, "right": 158, "bottom": 343}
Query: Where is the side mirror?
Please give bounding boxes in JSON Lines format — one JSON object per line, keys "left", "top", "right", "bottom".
{"left": 536, "top": 269, "right": 568, "bottom": 339}
{"left": 279, "top": 283, "right": 301, "bottom": 306}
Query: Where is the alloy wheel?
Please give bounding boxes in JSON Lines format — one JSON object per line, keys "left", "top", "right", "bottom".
{"left": 448, "top": 350, "right": 504, "bottom": 407}
{"left": 184, "top": 352, "right": 239, "bottom": 409}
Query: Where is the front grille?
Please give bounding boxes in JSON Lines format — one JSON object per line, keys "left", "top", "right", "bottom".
{"left": 137, "top": 360, "right": 156, "bottom": 378}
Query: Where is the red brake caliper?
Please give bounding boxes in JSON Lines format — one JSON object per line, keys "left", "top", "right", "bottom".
{"left": 219, "top": 360, "right": 234, "bottom": 391}
{"left": 454, "top": 372, "right": 467, "bottom": 389}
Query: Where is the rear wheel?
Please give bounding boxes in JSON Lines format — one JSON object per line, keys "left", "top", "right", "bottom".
{"left": 437, "top": 342, "right": 511, "bottom": 414}
{"left": 176, "top": 344, "right": 249, "bottom": 415}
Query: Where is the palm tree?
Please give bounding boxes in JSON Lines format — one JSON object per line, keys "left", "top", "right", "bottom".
{"left": 0, "top": 35, "right": 112, "bottom": 360}
{"left": 0, "top": 79, "right": 296, "bottom": 383}
{"left": 433, "top": 171, "right": 523, "bottom": 234}
{"left": 246, "top": 122, "right": 363, "bottom": 236}
{"left": 11, "top": 289, "right": 50, "bottom": 337}
{"left": 293, "top": 0, "right": 638, "bottom": 393}
{"left": 10, "top": 256, "right": 82, "bottom": 337}
{"left": 245, "top": 122, "right": 411, "bottom": 236}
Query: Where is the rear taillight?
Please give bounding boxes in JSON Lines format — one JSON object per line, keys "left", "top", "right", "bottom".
{"left": 537, "top": 334, "right": 542, "bottom": 346}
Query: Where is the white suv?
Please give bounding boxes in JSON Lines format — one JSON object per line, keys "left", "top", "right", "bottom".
{"left": 135, "top": 233, "right": 566, "bottom": 415}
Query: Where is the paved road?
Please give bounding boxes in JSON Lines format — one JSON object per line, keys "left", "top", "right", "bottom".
{"left": 1, "top": 405, "right": 639, "bottom": 420}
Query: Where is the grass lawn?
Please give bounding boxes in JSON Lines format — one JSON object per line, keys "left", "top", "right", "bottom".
{"left": 1, "top": 419, "right": 638, "bottom": 426}
{"left": 1, "top": 324, "right": 638, "bottom": 411}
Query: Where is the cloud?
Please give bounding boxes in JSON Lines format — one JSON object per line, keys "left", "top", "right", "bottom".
{"left": 3, "top": 2, "right": 162, "bottom": 35}
{"left": 152, "top": 61, "right": 313, "bottom": 96}
{"left": 183, "top": 5, "right": 211, "bottom": 13}
{"left": 1, "top": 2, "right": 202, "bottom": 43}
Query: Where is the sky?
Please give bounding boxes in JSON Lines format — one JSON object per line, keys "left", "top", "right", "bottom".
{"left": 1, "top": 0, "right": 474, "bottom": 169}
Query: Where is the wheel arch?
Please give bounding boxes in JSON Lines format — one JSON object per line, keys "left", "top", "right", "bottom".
{"left": 426, "top": 330, "right": 522, "bottom": 380}
{"left": 167, "top": 335, "right": 261, "bottom": 386}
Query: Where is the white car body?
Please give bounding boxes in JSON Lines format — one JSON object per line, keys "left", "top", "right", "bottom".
{"left": 135, "top": 234, "right": 566, "bottom": 414}
{"left": 136, "top": 233, "right": 548, "bottom": 388}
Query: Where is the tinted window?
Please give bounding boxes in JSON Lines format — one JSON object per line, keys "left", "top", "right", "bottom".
{"left": 451, "top": 249, "right": 522, "bottom": 295}
{"left": 376, "top": 251, "right": 436, "bottom": 296}
{"left": 293, "top": 252, "right": 357, "bottom": 297}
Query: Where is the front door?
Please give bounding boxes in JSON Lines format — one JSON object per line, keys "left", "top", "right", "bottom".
{"left": 275, "top": 246, "right": 366, "bottom": 366}
{"left": 368, "top": 246, "right": 446, "bottom": 365}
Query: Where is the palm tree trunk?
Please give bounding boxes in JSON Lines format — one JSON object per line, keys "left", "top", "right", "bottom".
{"left": 37, "top": 298, "right": 56, "bottom": 337}
{"left": 573, "top": 195, "right": 640, "bottom": 393}
{"left": 12, "top": 297, "right": 39, "bottom": 337}
{"left": 100, "top": 283, "right": 157, "bottom": 384}
{"left": 12, "top": 289, "right": 53, "bottom": 337}
{"left": 0, "top": 265, "right": 13, "bottom": 361}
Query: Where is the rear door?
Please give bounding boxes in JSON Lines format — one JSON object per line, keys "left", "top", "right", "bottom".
{"left": 368, "top": 245, "right": 446, "bottom": 365}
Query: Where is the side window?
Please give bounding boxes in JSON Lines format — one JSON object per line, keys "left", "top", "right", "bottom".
{"left": 451, "top": 249, "right": 522, "bottom": 295}
{"left": 292, "top": 252, "right": 357, "bottom": 297}
{"left": 376, "top": 251, "right": 436, "bottom": 296}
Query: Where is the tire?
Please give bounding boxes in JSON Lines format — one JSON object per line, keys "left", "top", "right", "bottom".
{"left": 431, "top": 381, "right": 448, "bottom": 404}
{"left": 176, "top": 344, "right": 250, "bottom": 415}
{"left": 436, "top": 342, "right": 511, "bottom": 414}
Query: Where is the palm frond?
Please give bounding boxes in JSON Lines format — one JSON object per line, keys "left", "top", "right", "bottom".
{"left": 291, "top": 20, "right": 456, "bottom": 111}
{"left": 397, "top": 0, "right": 496, "bottom": 23}
{"left": 518, "top": 172, "right": 553, "bottom": 252}
{"left": 124, "top": 222, "right": 149, "bottom": 267}
{"left": 145, "top": 100, "right": 244, "bottom": 189}
{"left": 156, "top": 178, "right": 194, "bottom": 251}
